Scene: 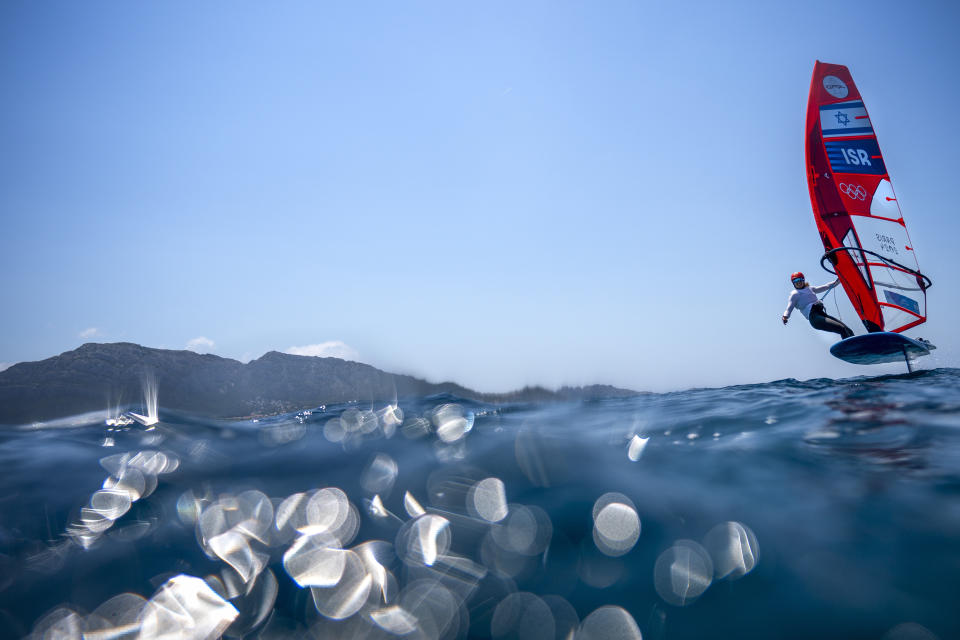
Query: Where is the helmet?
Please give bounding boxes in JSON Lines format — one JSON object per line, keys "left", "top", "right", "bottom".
{"left": 791, "top": 271, "right": 805, "bottom": 285}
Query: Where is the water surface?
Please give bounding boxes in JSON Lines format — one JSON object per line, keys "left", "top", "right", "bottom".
{"left": 2, "top": 369, "right": 959, "bottom": 639}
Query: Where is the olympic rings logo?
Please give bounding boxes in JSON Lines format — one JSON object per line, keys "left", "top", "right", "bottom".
{"left": 839, "top": 183, "right": 867, "bottom": 201}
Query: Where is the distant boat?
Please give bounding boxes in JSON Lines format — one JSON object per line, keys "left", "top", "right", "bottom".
{"left": 804, "top": 61, "right": 934, "bottom": 370}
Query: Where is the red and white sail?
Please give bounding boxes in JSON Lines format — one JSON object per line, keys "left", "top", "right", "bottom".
{"left": 805, "top": 61, "right": 927, "bottom": 333}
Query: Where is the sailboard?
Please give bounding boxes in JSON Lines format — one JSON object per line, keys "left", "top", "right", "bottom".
{"left": 830, "top": 333, "right": 934, "bottom": 371}
{"left": 804, "top": 61, "right": 934, "bottom": 368}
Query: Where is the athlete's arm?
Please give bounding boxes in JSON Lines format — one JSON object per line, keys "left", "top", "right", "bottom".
{"left": 782, "top": 292, "right": 797, "bottom": 324}
{"left": 811, "top": 278, "right": 840, "bottom": 295}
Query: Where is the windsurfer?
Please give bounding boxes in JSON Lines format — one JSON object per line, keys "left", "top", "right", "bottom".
{"left": 782, "top": 271, "right": 854, "bottom": 339}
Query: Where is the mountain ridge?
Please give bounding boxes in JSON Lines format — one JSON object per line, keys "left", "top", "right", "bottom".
{"left": 0, "top": 342, "right": 643, "bottom": 424}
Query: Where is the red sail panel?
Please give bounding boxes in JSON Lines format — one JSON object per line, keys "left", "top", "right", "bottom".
{"left": 804, "top": 61, "right": 927, "bottom": 333}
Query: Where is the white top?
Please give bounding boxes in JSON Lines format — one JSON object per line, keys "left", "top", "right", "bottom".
{"left": 783, "top": 279, "right": 840, "bottom": 320}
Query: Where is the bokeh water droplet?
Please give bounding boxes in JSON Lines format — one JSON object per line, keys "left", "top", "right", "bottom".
{"left": 139, "top": 574, "right": 238, "bottom": 640}
{"left": 283, "top": 534, "right": 346, "bottom": 588}
{"left": 654, "top": 540, "right": 714, "bottom": 606}
{"left": 310, "top": 549, "right": 372, "bottom": 620}
{"left": 404, "top": 491, "right": 427, "bottom": 518}
{"left": 576, "top": 605, "right": 642, "bottom": 640}
{"left": 399, "top": 514, "right": 451, "bottom": 567}
{"left": 592, "top": 494, "right": 640, "bottom": 557}
{"left": 627, "top": 435, "right": 649, "bottom": 461}
{"left": 85, "top": 592, "right": 147, "bottom": 636}
{"left": 370, "top": 605, "right": 418, "bottom": 635}
{"left": 882, "top": 622, "right": 941, "bottom": 640}
{"left": 702, "top": 521, "right": 759, "bottom": 580}
{"left": 360, "top": 453, "right": 399, "bottom": 496}
{"left": 468, "top": 477, "right": 509, "bottom": 523}
{"left": 491, "top": 592, "right": 555, "bottom": 640}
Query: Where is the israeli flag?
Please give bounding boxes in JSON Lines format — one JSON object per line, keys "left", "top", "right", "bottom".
{"left": 820, "top": 101, "right": 874, "bottom": 138}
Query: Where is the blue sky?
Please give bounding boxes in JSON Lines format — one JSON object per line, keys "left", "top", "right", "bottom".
{"left": 2, "top": 1, "right": 958, "bottom": 392}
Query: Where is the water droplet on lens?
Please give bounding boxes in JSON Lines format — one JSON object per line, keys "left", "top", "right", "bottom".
{"left": 310, "top": 550, "right": 372, "bottom": 620}
{"left": 398, "top": 580, "right": 465, "bottom": 640}
{"left": 654, "top": 540, "right": 713, "bottom": 606}
{"left": 304, "top": 488, "right": 351, "bottom": 539}
{"left": 234, "top": 490, "right": 275, "bottom": 543}
{"left": 468, "top": 477, "right": 509, "bottom": 523}
{"left": 592, "top": 502, "right": 640, "bottom": 557}
{"left": 361, "top": 453, "right": 399, "bottom": 496}
{"left": 378, "top": 404, "right": 404, "bottom": 437}
{"left": 371, "top": 605, "right": 418, "bottom": 634}
{"left": 224, "top": 568, "right": 279, "bottom": 637}
{"left": 703, "top": 521, "right": 759, "bottom": 580}
{"left": 404, "top": 491, "right": 426, "bottom": 518}
{"left": 129, "top": 450, "right": 176, "bottom": 475}
{"left": 491, "top": 592, "right": 555, "bottom": 640}
{"left": 139, "top": 575, "right": 239, "bottom": 639}
{"left": 275, "top": 492, "right": 309, "bottom": 537}
{"left": 401, "top": 416, "right": 431, "bottom": 439}
{"left": 591, "top": 493, "right": 641, "bottom": 557}
{"left": 103, "top": 466, "right": 146, "bottom": 501}
{"left": 323, "top": 418, "right": 345, "bottom": 443}
{"left": 99, "top": 452, "right": 129, "bottom": 477}
{"left": 627, "top": 435, "right": 649, "bottom": 461}
{"left": 542, "top": 595, "right": 579, "bottom": 640}
{"left": 491, "top": 504, "right": 551, "bottom": 556}
{"left": 29, "top": 607, "right": 84, "bottom": 639}
{"left": 86, "top": 592, "right": 147, "bottom": 634}
{"left": 89, "top": 489, "right": 132, "bottom": 521}
{"left": 391, "top": 520, "right": 435, "bottom": 572}
{"left": 283, "top": 534, "right": 346, "bottom": 588}
{"left": 577, "top": 537, "right": 623, "bottom": 588}
{"left": 368, "top": 494, "right": 390, "bottom": 519}
{"left": 209, "top": 529, "right": 269, "bottom": 584}
{"left": 882, "top": 622, "right": 941, "bottom": 640}
{"left": 433, "top": 404, "right": 471, "bottom": 443}
{"left": 403, "top": 515, "right": 451, "bottom": 566}
{"left": 353, "top": 540, "right": 397, "bottom": 604}
{"left": 577, "top": 606, "right": 642, "bottom": 640}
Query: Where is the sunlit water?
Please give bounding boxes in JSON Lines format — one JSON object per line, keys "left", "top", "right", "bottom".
{"left": 2, "top": 369, "right": 960, "bottom": 639}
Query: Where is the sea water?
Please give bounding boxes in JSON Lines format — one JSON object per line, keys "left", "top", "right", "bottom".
{"left": 1, "top": 369, "right": 959, "bottom": 639}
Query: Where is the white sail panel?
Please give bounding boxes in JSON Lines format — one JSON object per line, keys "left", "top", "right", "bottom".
{"left": 848, "top": 211, "right": 926, "bottom": 331}
{"left": 850, "top": 215, "right": 914, "bottom": 268}
{"left": 869, "top": 180, "right": 903, "bottom": 221}
{"left": 881, "top": 305, "right": 919, "bottom": 332}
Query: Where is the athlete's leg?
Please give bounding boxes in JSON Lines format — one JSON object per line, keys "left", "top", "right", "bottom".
{"left": 823, "top": 313, "right": 854, "bottom": 339}
{"left": 809, "top": 306, "right": 854, "bottom": 339}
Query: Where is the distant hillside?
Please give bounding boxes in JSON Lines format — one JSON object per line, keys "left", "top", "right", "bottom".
{"left": 0, "top": 343, "right": 641, "bottom": 424}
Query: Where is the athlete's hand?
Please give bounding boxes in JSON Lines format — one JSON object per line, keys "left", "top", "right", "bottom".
{"left": 782, "top": 315, "right": 788, "bottom": 325}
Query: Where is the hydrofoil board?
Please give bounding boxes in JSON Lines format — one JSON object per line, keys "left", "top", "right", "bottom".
{"left": 830, "top": 332, "right": 935, "bottom": 366}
